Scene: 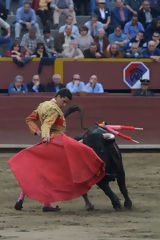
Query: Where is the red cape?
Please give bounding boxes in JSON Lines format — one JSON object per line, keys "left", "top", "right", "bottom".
{"left": 8, "top": 134, "right": 105, "bottom": 203}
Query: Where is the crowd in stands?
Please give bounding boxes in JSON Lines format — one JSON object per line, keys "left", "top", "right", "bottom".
{"left": 0, "top": 0, "right": 159, "bottom": 95}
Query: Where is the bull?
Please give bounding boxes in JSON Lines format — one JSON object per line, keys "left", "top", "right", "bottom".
{"left": 65, "top": 105, "right": 132, "bottom": 211}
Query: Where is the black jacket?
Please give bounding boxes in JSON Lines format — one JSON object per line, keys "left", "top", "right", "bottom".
{"left": 138, "top": 8, "right": 157, "bottom": 29}
{"left": 46, "top": 82, "right": 65, "bottom": 92}
{"left": 27, "top": 82, "right": 46, "bottom": 92}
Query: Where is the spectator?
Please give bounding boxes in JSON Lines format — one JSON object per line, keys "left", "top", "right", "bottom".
{"left": 73, "top": 0, "right": 90, "bottom": 16}
{"left": 124, "top": 14, "right": 144, "bottom": 40}
{"left": 0, "top": 16, "right": 12, "bottom": 52}
{"left": 0, "top": 2, "right": 8, "bottom": 20}
{"left": 31, "top": 0, "right": 51, "bottom": 28}
{"left": 5, "top": 0, "right": 24, "bottom": 14}
{"left": 108, "top": 25, "right": 129, "bottom": 52}
{"left": 129, "top": 31, "right": 147, "bottom": 51}
{"left": 85, "top": 74, "right": 104, "bottom": 93}
{"left": 75, "top": 25, "right": 93, "bottom": 52}
{"left": 50, "top": 0, "right": 77, "bottom": 29}
{"left": 46, "top": 74, "right": 65, "bottom": 92}
{"left": 54, "top": 25, "right": 74, "bottom": 53}
{"left": 124, "top": 0, "right": 143, "bottom": 15}
{"left": 83, "top": 42, "right": 102, "bottom": 58}
{"left": 66, "top": 73, "right": 86, "bottom": 93}
{"left": 15, "top": 2, "right": 41, "bottom": 40}
{"left": 6, "top": 40, "right": 34, "bottom": 66}
{"left": 142, "top": 40, "right": 160, "bottom": 61}
{"left": 145, "top": 17, "right": 160, "bottom": 42}
{"left": 8, "top": 75, "right": 28, "bottom": 94}
{"left": 42, "top": 28, "right": 56, "bottom": 57}
{"left": 151, "top": 31, "right": 160, "bottom": 49}
{"left": 133, "top": 78, "right": 154, "bottom": 96}
{"left": 61, "top": 40, "right": 84, "bottom": 59}
{"left": 125, "top": 42, "right": 142, "bottom": 58}
{"left": 20, "top": 25, "right": 47, "bottom": 56}
{"left": 84, "top": 14, "right": 103, "bottom": 37}
{"left": 138, "top": 0, "right": 157, "bottom": 29}
{"left": 94, "top": 28, "right": 109, "bottom": 56}
{"left": 27, "top": 74, "right": 45, "bottom": 92}
{"left": 90, "top": 0, "right": 109, "bottom": 15}
{"left": 149, "top": 0, "right": 160, "bottom": 17}
{"left": 94, "top": 0, "right": 110, "bottom": 33}
{"left": 110, "top": 0, "right": 132, "bottom": 31}
{"left": 59, "top": 15, "right": 79, "bottom": 39}
{"left": 33, "top": 42, "right": 48, "bottom": 58}
{"left": 104, "top": 42, "right": 123, "bottom": 58}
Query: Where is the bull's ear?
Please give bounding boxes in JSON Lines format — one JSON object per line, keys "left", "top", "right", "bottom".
{"left": 79, "top": 139, "right": 83, "bottom": 143}
{"left": 103, "top": 133, "right": 115, "bottom": 140}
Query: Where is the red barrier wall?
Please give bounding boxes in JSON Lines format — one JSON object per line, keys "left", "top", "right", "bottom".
{"left": 0, "top": 94, "right": 160, "bottom": 146}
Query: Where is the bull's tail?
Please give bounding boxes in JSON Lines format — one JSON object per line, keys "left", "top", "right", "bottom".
{"left": 64, "top": 105, "right": 86, "bottom": 130}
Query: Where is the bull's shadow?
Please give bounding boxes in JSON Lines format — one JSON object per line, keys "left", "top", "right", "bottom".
{"left": 65, "top": 106, "right": 132, "bottom": 211}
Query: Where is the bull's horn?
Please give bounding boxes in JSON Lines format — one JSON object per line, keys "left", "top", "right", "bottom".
{"left": 103, "top": 133, "right": 115, "bottom": 140}
{"left": 79, "top": 139, "right": 83, "bottom": 143}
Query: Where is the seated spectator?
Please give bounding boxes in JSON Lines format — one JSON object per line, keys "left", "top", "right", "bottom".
{"left": 0, "top": 16, "right": 12, "bottom": 52}
{"left": 110, "top": 0, "right": 132, "bottom": 31}
{"left": 94, "top": 0, "right": 110, "bottom": 33}
{"left": 50, "top": 0, "right": 77, "bottom": 29}
{"left": 85, "top": 74, "right": 104, "bottom": 93}
{"left": 66, "top": 73, "right": 86, "bottom": 93}
{"left": 124, "top": 14, "right": 144, "bottom": 40}
{"left": 59, "top": 15, "right": 79, "bottom": 39}
{"left": 15, "top": 2, "right": 41, "bottom": 40}
{"left": 61, "top": 40, "right": 84, "bottom": 59}
{"left": 142, "top": 40, "right": 160, "bottom": 61}
{"left": 138, "top": 0, "right": 157, "bottom": 29}
{"left": 133, "top": 78, "right": 154, "bottom": 96}
{"left": 108, "top": 25, "right": 129, "bottom": 52}
{"left": 0, "top": 2, "right": 8, "bottom": 20}
{"left": 83, "top": 42, "right": 102, "bottom": 58}
{"left": 46, "top": 74, "right": 65, "bottom": 92}
{"left": 84, "top": 14, "right": 103, "bottom": 37}
{"left": 145, "top": 17, "right": 160, "bottom": 42}
{"left": 104, "top": 42, "right": 123, "bottom": 58}
{"left": 73, "top": 0, "right": 90, "bottom": 16}
{"left": 33, "top": 42, "right": 49, "bottom": 58}
{"left": 151, "top": 31, "right": 160, "bottom": 49}
{"left": 125, "top": 42, "right": 143, "bottom": 58}
{"left": 5, "top": 0, "right": 24, "bottom": 14}
{"left": 129, "top": 31, "right": 147, "bottom": 51}
{"left": 20, "top": 25, "right": 47, "bottom": 55}
{"left": 54, "top": 25, "right": 74, "bottom": 53}
{"left": 6, "top": 40, "right": 34, "bottom": 66}
{"left": 31, "top": 0, "right": 51, "bottom": 28}
{"left": 27, "top": 74, "right": 45, "bottom": 92}
{"left": 8, "top": 75, "right": 28, "bottom": 94}
{"left": 124, "top": 0, "right": 143, "bottom": 15}
{"left": 42, "top": 28, "right": 56, "bottom": 57}
{"left": 94, "top": 28, "right": 109, "bottom": 57}
{"left": 75, "top": 25, "right": 93, "bottom": 52}
{"left": 150, "top": 0, "right": 160, "bottom": 17}
{"left": 90, "top": 0, "right": 109, "bottom": 15}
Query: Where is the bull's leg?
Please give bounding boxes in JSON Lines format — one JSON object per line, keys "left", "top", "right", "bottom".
{"left": 117, "top": 169, "right": 132, "bottom": 209}
{"left": 97, "top": 176, "right": 122, "bottom": 210}
{"left": 82, "top": 193, "right": 94, "bottom": 211}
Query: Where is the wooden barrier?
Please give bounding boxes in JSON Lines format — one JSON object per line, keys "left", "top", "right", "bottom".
{"left": 0, "top": 94, "right": 160, "bottom": 146}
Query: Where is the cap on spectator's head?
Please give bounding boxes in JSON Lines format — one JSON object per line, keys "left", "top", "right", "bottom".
{"left": 98, "top": 0, "right": 106, "bottom": 3}
{"left": 140, "top": 79, "right": 150, "bottom": 85}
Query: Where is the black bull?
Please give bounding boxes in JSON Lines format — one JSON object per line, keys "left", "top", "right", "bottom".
{"left": 65, "top": 106, "right": 132, "bottom": 210}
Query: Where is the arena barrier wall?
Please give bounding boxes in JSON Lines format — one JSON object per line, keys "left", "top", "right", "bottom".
{"left": 0, "top": 58, "right": 160, "bottom": 91}
{"left": 0, "top": 94, "right": 160, "bottom": 147}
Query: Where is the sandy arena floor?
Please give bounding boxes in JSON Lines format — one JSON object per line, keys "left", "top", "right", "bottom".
{"left": 0, "top": 152, "right": 160, "bottom": 240}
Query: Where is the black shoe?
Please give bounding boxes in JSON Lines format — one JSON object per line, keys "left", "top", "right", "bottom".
{"left": 15, "top": 199, "right": 23, "bottom": 210}
{"left": 42, "top": 205, "right": 61, "bottom": 212}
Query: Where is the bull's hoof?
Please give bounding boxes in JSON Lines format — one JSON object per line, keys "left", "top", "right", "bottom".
{"left": 112, "top": 201, "right": 122, "bottom": 211}
{"left": 86, "top": 203, "right": 94, "bottom": 211}
{"left": 124, "top": 199, "right": 132, "bottom": 209}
